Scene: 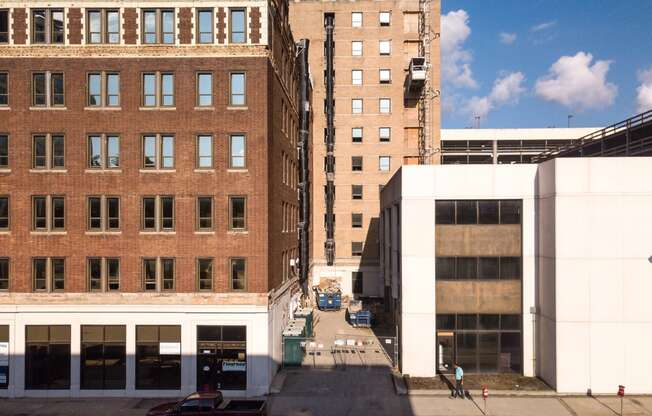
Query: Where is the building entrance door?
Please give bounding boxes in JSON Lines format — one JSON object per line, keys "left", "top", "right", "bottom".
{"left": 437, "top": 332, "right": 454, "bottom": 373}
{"left": 196, "top": 326, "right": 247, "bottom": 391}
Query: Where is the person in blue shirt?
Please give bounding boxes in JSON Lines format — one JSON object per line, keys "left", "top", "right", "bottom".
{"left": 451, "top": 363, "right": 464, "bottom": 399}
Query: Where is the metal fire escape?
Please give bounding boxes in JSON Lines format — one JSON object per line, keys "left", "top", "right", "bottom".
{"left": 296, "top": 39, "right": 311, "bottom": 295}
{"left": 415, "top": 0, "right": 439, "bottom": 164}
{"left": 324, "top": 14, "right": 335, "bottom": 265}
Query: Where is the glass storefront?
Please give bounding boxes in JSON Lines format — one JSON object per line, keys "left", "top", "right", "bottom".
{"left": 437, "top": 314, "right": 521, "bottom": 374}
{"left": 25, "top": 325, "right": 71, "bottom": 389}
{"left": 197, "top": 325, "right": 247, "bottom": 391}
{"left": 81, "top": 325, "right": 126, "bottom": 389}
{"left": 136, "top": 325, "right": 181, "bottom": 390}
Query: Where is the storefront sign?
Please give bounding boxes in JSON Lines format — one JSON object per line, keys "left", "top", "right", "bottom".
{"left": 222, "top": 361, "right": 246, "bottom": 372}
{"left": 159, "top": 342, "right": 181, "bottom": 355}
{"left": 0, "top": 342, "right": 8, "bottom": 366}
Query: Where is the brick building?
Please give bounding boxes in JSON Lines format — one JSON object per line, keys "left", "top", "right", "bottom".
{"left": 0, "top": 0, "right": 303, "bottom": 397}
{"left": 289, "top": 0, "right": 441, "bottom": 298}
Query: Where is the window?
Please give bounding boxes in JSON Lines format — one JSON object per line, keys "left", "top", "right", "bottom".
{"left": 0, "top": 135, "right": 6, "bottom": 168}
{"left": 136, "top": 325, "right": 181, "bottom": 389}
{"left": 87, "top": 258, "right": 120, "bottom": 291}
{"left": 379, "top": 156, "right": 391, "bottom": 171}
{"left": 0, "top": 73, "right": 7, "bottom": 105}
{"left": 229, "top": 134, "right": 246, "bottom": 168}
{"left": 499, "top": 257, "right": 521, "bottom": 279}
{"left": 87, "top": 196, "right": 120, "bottom": 231}
{"left": 500, "top": 200, "right": 521, "bottom": 224}
{"left": 230, "top": 258, "right": 246, "bottom": 290}
{"left": 141, "top": 196, "right": 175, "bottom": 232}
{"left": 142, "top": 134, "right": 174, "bottom": 169}
{"left": 379, "top": 127, "right": 391, "bottom": 142}
{"left": 478, "top": 201, "right": 499, "bottom": 224}
{"left": 352, "top": 271, "right": 363, "bottom": 294}
{"left": 379, "top": 69, "right": 391, "bottom": 84}
{"left": 196, "top": 135, "right": 213, "bottom": 168}
{"left": 352, "top": 185, "right": 363, "bottom": 200}
{"left": 352, "top": 127, "right": 363, "bottom": 143}
{"left": 0, "top": 258, "right": 8, "bottom": 290}
{"left": 351, "top": 98, "right": 362, "bottom": 114}
{"left": 436, "top": 257, "right": 456, "bottom": 280}
{"left": 32, "top": 258, "right": 65, "bottom": 291}
{"left": 196, "top": 9, "right": 214, "bottom": 43}
{"left": 351, "top": 69, "right": 362, "bottom": 85}
{"left": 229, "top": 9, "right": 246, "bottom": 43}
{"left": 351, "top": 213, "right": 363, "bottom": 228}
{"left": 87, "top": 134, "right": 119, "bottom": 169}
{"left": 31, "top": 9, "right": 65, "bottom": 44}
{"left": 32, "top": 195, "right": 65, "bottom": 231}
{"left": 87, "top": 9, "right": 120, "bottom": 44}
{"left": 351, "top": 41, "right": 363, "bottom": 56}
{"left": 197, "top": 258, "right": 213, "bottom": 291}
{"left": 229, "top": 196, "right": 246, "bottom": 230}
{"left": 87, "top": 72, "right": 120, "bottom": 107}
{"left": 81, "top": 325, "right": 126, "bottom": 390}
{"left": 379, "top": 98, "right": 391, "bottom": 113}
{"left": 196, "top": 325, "right": 247, "bottom": 390}
{"left": 351, "top": 156, "right": 363, "bottom": 171}
{"left": 457, "top": 257, "right": 476, "bottom": 279}
{"left": 457, "top": 200, "right": 477, "bottom": 224}
{"left": 197, "top": 72, "right": 213, "bottom": 106}
{"left": 351, "top": 242, "right": 363, "bottom": 256}
{"left": 436, "top": 200, "right": 522, "bottom": 225}
{"left": 0, "top": 196, "right": 7, "bottom": 230}
{"left": 25, "top": 326, "right": 71, "bottom": 390}
{"left": 142, "top": 72, "right": 174, "bottom": 107}
{"left": 141, "top": 258, "right": 175, "bottom": 291}
{"left": 0, "top": 10, "right": 8, "bottom": 43}
{"left": 478, "top": 257, "right": 499, "bottom": 279}
{"left": 379, "top": 11, "right": 391, "bottom": 26}
{"left": 436, "top": 257, "right": 521, "bottom": 280}
{"left": 142, "top": 9, "right": 175, "bottom": 44}
{"left": 229, "top": 73, "right": 246, "bottom": 106}
{"left": 32, "top": 72, "right": 64, "bottom": 107}
{"left": 197, "top": 197, "right": 213, "bottom": 230}
{"left": 351, "top": 12, "right": 362, "bottom": 27}
{"left": 379, "top": 40, "right": 391, "bottom": 55}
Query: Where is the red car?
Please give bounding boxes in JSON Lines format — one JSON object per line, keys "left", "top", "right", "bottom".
{"left": 146, "top": 391, "right": 267, "bottom": 416}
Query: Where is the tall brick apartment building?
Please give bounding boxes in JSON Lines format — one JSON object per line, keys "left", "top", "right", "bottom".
{"left": 289, "top": 0, "right": 441, "bottom": 298}
{"left": 0, "top": 0, "right": 303, "bottom": 397}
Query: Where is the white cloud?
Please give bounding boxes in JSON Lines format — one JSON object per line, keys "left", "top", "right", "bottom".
{"left": 499, "top": 32, "right": 516, "bottom": 45}
{"left": 441, "top": 10, "right": 477, "bottom": 88}
{"left": 636, "top": 67, "right": 652, "bottom": 113}
{"left": 534, "top": 52, "right": 617, "bottom": 111}
{"left": 531, "top": 20, "right": 556, "bottom": 32}
{"left": 465, "top": 72, "right": 526, "bottom": 120}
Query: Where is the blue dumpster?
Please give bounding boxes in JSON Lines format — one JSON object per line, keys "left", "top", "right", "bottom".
{"left": 316, "top": 289, "right": 341, "bottom": 311}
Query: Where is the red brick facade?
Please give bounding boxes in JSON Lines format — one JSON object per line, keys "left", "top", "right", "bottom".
{"left": 11, "top": 8, "right": 26, "bottom": 44}
{"left": 67, "top": 8, "right": 83, "bottom": 44}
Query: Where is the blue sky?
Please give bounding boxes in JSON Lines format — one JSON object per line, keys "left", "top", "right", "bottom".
{"left": 441, "top": 0, "right": 652, "bottom": 128}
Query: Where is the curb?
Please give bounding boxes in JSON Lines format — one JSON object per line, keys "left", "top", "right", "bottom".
{"left": 269, "top": 371, "right": 287, "bottom": 394}
{"left": 392, "top": 373, "right": 408, "bottom": 395}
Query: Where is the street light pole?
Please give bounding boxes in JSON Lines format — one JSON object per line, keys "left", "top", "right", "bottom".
{"left": 567, "top": 114, "right": 574, "bottom": 128}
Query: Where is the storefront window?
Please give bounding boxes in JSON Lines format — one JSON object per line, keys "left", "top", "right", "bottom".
{"left": 25, "top": 325, "right": 70, "bottom": 389}
{"left": 0, "top": 325, "right": 8, "bottom": 389}
{"left": 136, "top": 325, "right": 181, "bottom": 390}
{"left": 197, "top": 325, "right": 246, "bottom": 391}
{"left": 81, "top": 325, "right": 126, "bottom": 389}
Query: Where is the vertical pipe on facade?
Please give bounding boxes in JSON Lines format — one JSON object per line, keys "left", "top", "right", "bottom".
{"left": 297, "top": 39, "right": 311, "bottom": 296}
{"left": 324, "top": 14, "right": 335, "bottom": 265}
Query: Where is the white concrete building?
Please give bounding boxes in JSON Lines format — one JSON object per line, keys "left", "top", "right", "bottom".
{"left": 380, "top": 157, "right": 652, "bottom": 394}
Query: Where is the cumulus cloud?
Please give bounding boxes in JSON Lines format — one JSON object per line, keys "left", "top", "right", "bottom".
{"left": 465, "top": 72, "right": 526, "bottom": 120}
{"left": 636, "top": 67, "right": 652, "bottom": 113}
{"left": 531, "top": 20, "right": 556, "bottom": 32}
{"left": 499, "top": 32, "right": 516, "bottom": 45}
{"left": 441, "top": 10, "right": 477, "bottom": 88}
{"left": 534, "top": 52, "right": 618, "bottom": 111}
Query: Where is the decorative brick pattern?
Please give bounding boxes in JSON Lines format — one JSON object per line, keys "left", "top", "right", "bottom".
{"left": 178, "top": 7, "right": 193, "bottom": 44}
{"left": 11, "top": 8, "right": 27, "bottom": 44}
{"left": 123, "top": 8, "right": 138, "bottom": 44}
{"left": 250, "top": 7, "right": 261, "bottom": 44}
{"left": 217, "top": 8, "right": 226, "bottom": 44}
{"left": 67, "top": 8, "right": 83, "bottom": 44}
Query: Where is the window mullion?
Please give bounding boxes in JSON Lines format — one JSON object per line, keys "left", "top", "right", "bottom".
{"left": 46, "top": 257, "right": 52, "bottom": 292}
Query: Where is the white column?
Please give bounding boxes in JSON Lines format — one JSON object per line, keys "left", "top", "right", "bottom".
{"left": 125, "top": 322, "right": 136, "bottom": 393}
{"left": 70, "top": 322, "right": 81, "bottom": 393}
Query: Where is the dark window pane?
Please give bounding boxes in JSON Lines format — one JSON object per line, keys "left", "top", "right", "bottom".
{"left": 500, "top": 200, "right": 521, "bottom": 224}
{"left": 0, "top": 197, "right": 8, "bottom": 229}
{"left": 436, "top": 314, "right": 455, "bottom": 330}
{"left": 198, "top": 259, "right": 213, "bottom": 290}
{"left": 456, "top": 333, "right": 476, "bottom": 371}
{"left": 0, "top": 135, "right": 7, "bottom": 167}
{"left": 478, "top": 201, "right": 499, "bottom": 224}
{"left": 500, "top": 257, "right": 521, "bottom": 280}
{"left": 88, "top": 258, "right": 102, "bottom": 291}
{"left": 435, "top": 257, "right": 455, "bottom": 280}
{"left": 88, "top": 197, "right": 102, "bottom": 230}
{"left": 136, "top": 344, "right": 158, "bottom": 388}
{"left": 51, "top": 197, "right": 65, "bottom": 229}
{"left": 142, "top": 198, "right": 156, "bottom": 230}
{"left": 33, "top": 135, "right": 47, "bottom": 168}
{"left": 51, "top": 135, "right": 65, "bottom": 168}
{"left": 81, "top": 343, "right": 103, "bottom": 389}
{"left": 500, "top": 332, "right": 521, "bottom": 373}
{"left": 143, "top": 259, "right": 157, "bottom": 291}
{"left": 222, "top": 325, "right": 246, "bottom": 341}
{"left": 231, "top": 258, "right": 246, "bottom": 290}
{"left": 51, "top": 10, "right": 65, "bottom": 43}
{"left": 104, "top": 344, "right": 126, "bottom": 389}
{"left": 456, "top": 200, "right": 477, "bottom": 224}
{"left": 49, "top": 343, "right": 71, "bottom": 389}
{"left": 51, "top": 74, "right": 64, "bottom": 105}
{"left": 352, "top": 271, "right": 363, "bottom": 294}
{"left": 0, "top": 73, "right": 7, "bottom": 105}
{"left": 478, "top": 257, "right": 498, "bottom": 279}
{"left": 478, "top": 314, "right": 500, "bottom": 330}
{"left": 435, "top": 201, "right": 455, "bottom": 224}
{"left": 230, "top": 197, "right": 246, "bottom": 229}
{"left": 33, "top": 258, "right": 47, "bottom": 290}
{"left": 160, "top": 197, "right": 174, "bottom": 230}
{"left": 352, "top": 185, "right": 363, "bottom": 199}
{"left": 107, "top": 198, "right": 120, "bottom": 230}
{"left": 33, "top": 197, "right": 47, "bottom": 229}
{"left": 161, "top": 258, "right": 174, "bottom": 290}
{"left": 32, "top": 10, "right": 46, "bottom": 43}
{"left": 106, "top": 258, "right": 120, "bottom": 291}
{"left": 198, "top": 197, "right": 212, "bottom": 229}
{"left": 51, "top": 258, "right": 65, "bottom": 290}
{"left": 501, "top": 314, "right": 521, "bottom": 330}
{"left": 456, "top": 257, "right": 476, "bottom": 279}
{"left": 478, "top": 333, "right": 498, "bottom": 373}
{"left": 457, "top": 314, "right": 477, "bottom": 330}
{"left": 0, "top": 11, "right": 8, "bottom": 43}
